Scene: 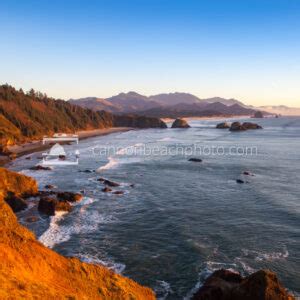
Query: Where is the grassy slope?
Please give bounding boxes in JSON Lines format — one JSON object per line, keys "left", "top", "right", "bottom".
{"left": 0, "top": 168, "right": 155, "bottom": 299}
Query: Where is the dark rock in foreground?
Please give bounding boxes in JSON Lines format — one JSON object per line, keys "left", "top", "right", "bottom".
{"left": 30, "top": 165, "right": 52, "bottom": 171}
{"left": 216, "top": 122, "right": 230, "bottom": 129}
{"left": 57, "top": 192, "right": 83, "bottom": 202}
{"left": 188, "top": 158, "right": 203, "bottom": 162}
{"left": 38, "top": 197, "right": 72, "bottom": 216}
{"left": 171, "top": 118, "right": 191, "bottom": 128}
{"left": 5, "top": 192, "right": 28, "bottom": 212}
{"left": 192, "top": 269, "right": 295, "bottom": 300}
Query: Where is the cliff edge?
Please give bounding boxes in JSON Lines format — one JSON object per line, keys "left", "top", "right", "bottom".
{"left": 0, "top": 168, "right": 155, "bottom": 300}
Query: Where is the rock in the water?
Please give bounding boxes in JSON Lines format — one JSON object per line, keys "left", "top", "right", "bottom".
{"left": 230, "top": 122, "right": 247, "bottom": 131}
{"left": 44, "top": 184, "right": 55, "bottom": 189}
{"left": 188, "top": 158, "right": 203, "bottom": 163}
{"left": 25, "top": 156, "right": 32, "bottom": 160}
{"left": 38, "top": 197, "right": 72, "bottom": 216}
{"left": 130, "top": 184, "right": 135, "bottom": 188}
{"left": 30, "top": 165, "right": 52, "bottom": 171}
{"left": 81, "top": 169, "right": 93, "bottom": 173}
{"left": 57, "top": 192, "right": 83, "bottom": 202}
{"left": 242, "top": 122, "right": 263, "bottom": 130}
{"left": 243, "top": 171, "right": 254, "bottom": 176}
{"left": 26, "top": 216, "right": 39, "bottom": 223}
{"left": 236, "top": 179, "right": 245, "bottom": 184}
{"left": 254, "top": 111, "right": 264, "bottom": 118}
{"left": 230, "top": 122, "right": 262, "bottom": 131}
{"left": 216, "top": 122, "right": 230, "bottom": 129}
{"left": 192, "top": 269, "right": 295, "bottom": 300}
{"left": 113, "top": 191, "right": 124, "bottom": 195}
{"left": 102, "top": 187, "right": 112, "bottom": 192}
{"left": 97, "top": 177, "right": 105, "bottom": 182}
{"left": 171, "top": 118, "right": 191, "bottom": 128}
{"left": 5, "top": 192, "right": 28, "bottom": 212}
{"left": 103, "top": 179, "right": 120, "bottom": 187}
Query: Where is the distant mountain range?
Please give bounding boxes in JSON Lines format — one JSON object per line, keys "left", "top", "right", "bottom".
{"left": 69, "top": 92, "right": 259, "bottom": 118}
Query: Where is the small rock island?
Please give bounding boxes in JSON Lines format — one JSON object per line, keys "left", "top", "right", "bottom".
{"left": 171, "top": 118, "right": 191, "bottom": 128}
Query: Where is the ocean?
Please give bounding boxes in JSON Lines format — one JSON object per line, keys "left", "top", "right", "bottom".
{"left": 10, "top": 117, "right": 300, "bottom": 299}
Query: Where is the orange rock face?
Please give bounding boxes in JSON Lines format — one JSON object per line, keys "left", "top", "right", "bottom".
{"left": 0, "top": 168, "right": 155, "bottom": 300}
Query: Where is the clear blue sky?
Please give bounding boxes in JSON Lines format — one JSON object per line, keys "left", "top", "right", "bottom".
{"left": 1, "top": 0, "right": 299, "bottom": 106}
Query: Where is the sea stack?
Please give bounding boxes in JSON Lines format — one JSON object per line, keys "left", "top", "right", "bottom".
{"left": 254, "top": 111, "right": 264, "bottom": 118}
{"left": 171, "top": 118, "right": 191, "bottom": 128}
{"left": 216, "top": 122, "right": 230, "bottom": 129}
{"left": 192, "top": 269, "right": 295, "bottom": 300}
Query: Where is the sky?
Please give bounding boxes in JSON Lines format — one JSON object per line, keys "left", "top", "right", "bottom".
{"left": 0, "top": 0, "right": 299, "bottom": 107}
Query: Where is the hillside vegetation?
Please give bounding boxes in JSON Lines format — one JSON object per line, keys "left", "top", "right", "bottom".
{"left": 0, "top": 84, "right": 166, "bottom": 151}
{"left": 0, "top": 168, "right": 155, "bottom": 300}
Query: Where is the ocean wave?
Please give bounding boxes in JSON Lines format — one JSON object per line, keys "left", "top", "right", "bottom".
{"left": 157, "top": 137, "right": 174, "bottom": 142}
{"left": 154, "top": 280, "right": 173, "bottom": 300}
{"left": 78, "top": 253, "right": 126, "bottom": 274}
{"left": 242, "top": 248, "right": 289, "bottom": 262}
{"left": 96, "top": 156, "right": 119, "bottom": 172}
{"left": 39, "top": 206, "right": 116, "bottom": 248}
{"left": 183, "top": 261, "right": 239, "bottom": 300}
{"left": 38, "top": 211, "right": 68, "bottom": 248}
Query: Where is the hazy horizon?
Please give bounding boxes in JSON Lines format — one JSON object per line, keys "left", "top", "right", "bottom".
{"left": 1, "top": 0, "right": 299, "bottom": 107}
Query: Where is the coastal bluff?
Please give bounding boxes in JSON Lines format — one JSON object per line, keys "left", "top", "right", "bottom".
{"left": 0, "top": 168, "right": 155, "bottom": 300}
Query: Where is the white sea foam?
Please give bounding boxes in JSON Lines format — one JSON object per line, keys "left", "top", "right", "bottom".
{"left": 78, "top": 253, "right": 126, "bottom": 274}
{"left": 97, "top": 156, "right": 119, "bottom": 172}
{"left": 242, "top": 248, "right": 289, "bottom": 262}
{"left": 154, "top": 280, "right": 173, "bottom": 300}
{"left": 38, "top": 211, "right": 68, "bottom": 248}
{"left": 183, "top": 261, "right": 239, "bottom": 300}
{"left": 157, "top": 137, "right": 174, "bottom": 142}
{"left": 39, "top": 205, "right": 116, "bottom": 248}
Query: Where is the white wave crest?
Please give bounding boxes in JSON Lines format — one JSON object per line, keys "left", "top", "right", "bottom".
{"left": 78, "top": 253, "right": 126, "bottom": 274}
{"left": 97, "top": 157, "right": 119, "bottom": 172}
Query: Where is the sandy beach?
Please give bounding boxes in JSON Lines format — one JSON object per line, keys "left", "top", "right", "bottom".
{"left": 3, "top": 127, "right": 132, "bottom": 162}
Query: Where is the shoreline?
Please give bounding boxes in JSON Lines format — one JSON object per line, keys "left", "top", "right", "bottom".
{"left": 161, "top": 115, "right": 251, "bottom": 122}
{"left": 0, "top": 127, "right": 133, "bottom": 166}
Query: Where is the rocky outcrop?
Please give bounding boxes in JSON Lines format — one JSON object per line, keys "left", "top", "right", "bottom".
{"left": 4, "top": 192, "right": 28, "bottom": 212}
{"left": 0, "top": 168, "right": 38, "bottom": 199}
{"left": 38, "top": 197, "right": 72, "bottom": 215}
{"left": 114, "top": 114, "right": 168, "bottom": 128}
{"left": 57, "top": 191, "right": 83, "bottom": 202}
{"left": 0, "top": 168, "right": 155, "bottom": 299}
{"left": 171, "top": 118, "right": 191, "bottom": 128}
{"left": 254, "top": 111, "right": 264, "bottom": 118}
{"left": 230, "top": 122, "right": 262, "bottom": 131}
{"left": 103, "top": 179, "right": 120, "bottom": 187}
{"left": 216, "top": 122, "right": 230, "bottom": 129}
{"left": 30, "top": 165, "right": 52, "bottom": 171}
{"left": 192, "top": 269, "right": 295, "bottom": 300}
{"left": 242, "top": 122, "right": 263, "bottom": 130}
{"left": 229, "top": 122, "right": 247, "bottom": 131}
